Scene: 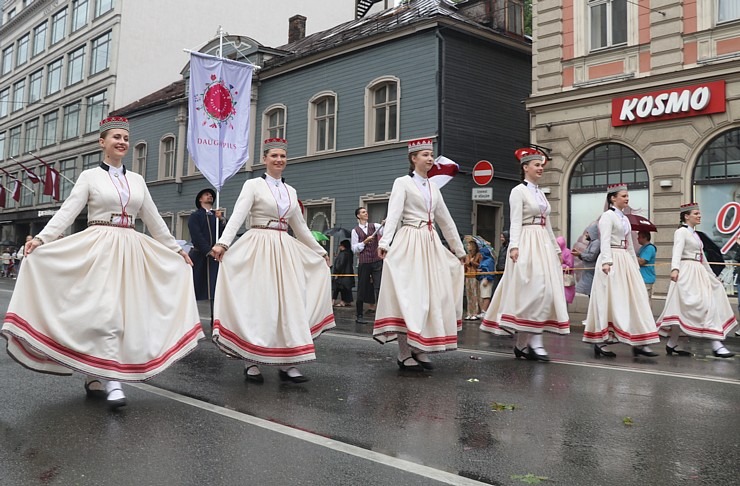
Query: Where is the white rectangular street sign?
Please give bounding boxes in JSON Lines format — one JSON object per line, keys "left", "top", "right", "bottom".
{"left": 472, "top": 187, "right": 493, "bottom": 201}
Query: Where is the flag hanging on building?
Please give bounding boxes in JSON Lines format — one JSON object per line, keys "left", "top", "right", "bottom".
{"left": 18, "top": 162, "right": 41, "bottom": 184}
{"left": 11, "top": 179, "right": 21, "bottom": 202}
{"left": 44, "top": 166, "right": 60, "bottom": 200}
{"left": 429, "top": 156, "right": 460, "bottom": 188}
{"left": 187, "top": 52, "right": 254, "bottom": 191}
{"left": 0, "top": 184, "right": 5, "bottom": 208}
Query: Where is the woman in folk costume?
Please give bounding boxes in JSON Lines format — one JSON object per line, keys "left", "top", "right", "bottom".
{"left": 2, "top": 117, "right": 204, "bottom": 409}
{"left": 210, "top": 138, "right": 334, "bottom": 383}
{"left": 481, "top": 148, "right": 569, "bottom": 362}
{"left": 373, "top": 138, "right": 465, "bottom": 371}
{"left": 656, "top": 203, "right": 737, "bottom": 358}
{"left": 583, "top": 183, "right": 660, "bottom": 357}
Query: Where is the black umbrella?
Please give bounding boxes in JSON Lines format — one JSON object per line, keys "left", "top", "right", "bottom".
{"left": 697, "top": 231, "right": 725, "bottom": 277}
{"left": 324, "top": 227, "right": 351, "bottom": 239}
{"left": 0, "top": 240, "right": 16, "bottom": 246}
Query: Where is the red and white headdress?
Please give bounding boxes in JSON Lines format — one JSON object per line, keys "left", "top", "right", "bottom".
{"left": 514, "top": 147, "right": 547, "bottom": 166}
{"left": 99, "top": 116, "right": 129, "bottom": 133}
{"left": 408, "top": 138, "right": 434, "bottom": 154}
{"left": 680, "top": 202, "right": 699, "bottom": 212}
{"left": 606, "top": 183, "right": 628, "bottom": 194}
{"left": 264, "top": 138, "right": 288, "bottom": 151}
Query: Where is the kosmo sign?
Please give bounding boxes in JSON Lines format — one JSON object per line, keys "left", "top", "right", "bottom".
{"left": 612, "top": 81, "right": 725, "bottom": 127}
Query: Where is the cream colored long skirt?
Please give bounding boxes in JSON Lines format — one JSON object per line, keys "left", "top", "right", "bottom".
{"left": 481, "top": 225, "right": 570, "bottom": 335}
{"left": 212, "top": 228, "right": 335, "bottom": 365}
{"left": 373, "top": 225, "right": 464, "bottom": 352}
{"left": 583, "top": 248, "right": 659, "bottom": 345}
{"left": 656, "top": 260, "right": 738, "bottom": 339}
{"left": 2, "top": 226, "right": 204, "bottom": 381}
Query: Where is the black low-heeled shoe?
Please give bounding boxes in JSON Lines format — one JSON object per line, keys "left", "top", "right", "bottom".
{"left": 244, "top": 366, "right": 265, "bottom": 383}
{"left": 526, "top": 347, "right": 550, "bottom": 362}
{"left": 84, "top": 379, "right": 107, "bottom": 399}
{"left": 666, "top": 345, "right": 691, "bottom": 357}
{"left": 278, "top": 368, "right": 310, "bottom": 383}
{"left": 411, "top": 353, "right": 434, "bottom": 370}
{"left": 712, "top": 348, "right": 735, "bottom": 358}
{"left": 594, "top": 344, "right": 616, "bottom": 358}
{"left": 397, "top": 356, "right": 424, "bottom": 371}
{"left": 514, "top": 346, "right": 534, "bottom": 360}
{"left": 632, "top": 346, "right": 659, "bottom": 357}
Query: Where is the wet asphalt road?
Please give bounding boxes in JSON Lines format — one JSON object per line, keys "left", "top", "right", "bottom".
{"left": 1, "top": 277, "right": 739, "bottom": 486}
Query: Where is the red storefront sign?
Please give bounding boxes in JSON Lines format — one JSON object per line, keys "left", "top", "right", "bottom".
{"left": 611, "top": 81, "right": 726, "bottom": 127}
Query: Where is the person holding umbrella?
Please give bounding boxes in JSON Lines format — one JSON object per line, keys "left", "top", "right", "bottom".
{"left": 210, "top": 138, "right": 334, "bottom": 383}
{"left": 656, "top": 203, "right": 737, "bottom": 357}
{"left": 583, "top": 183, "right": 660, "bottom": 357}
{"left": 188, "top": 188, "right": 226, "bottom": 326}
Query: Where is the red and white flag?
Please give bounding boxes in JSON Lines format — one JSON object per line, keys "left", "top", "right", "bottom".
{"left": 187, "top": 52, "right": 254, "bottom": 191}
{"left": 11, "top": 179, "right": 21, "bottom": 202}
{"left": 0, "top": 184, "right": 5, "bottom": 208}
{"left": 18, "top": 162, "right": 41, "bottom": 184}
{"left": 429, "top": 156, "right": 460, "bottom": 188}
{"left": 44, "top": 167, "right": 60, "bottom": 200}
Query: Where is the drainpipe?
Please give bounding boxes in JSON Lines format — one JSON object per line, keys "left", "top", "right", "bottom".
{"left": 435, "top": 29, "right": 445, "bottom": 155}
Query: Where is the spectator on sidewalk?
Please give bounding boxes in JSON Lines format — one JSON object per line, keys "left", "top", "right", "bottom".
{"left": 572, "top": 223, "right": 600, "bottom": 296}
{"left": 637, "top": 231, "right": 657, "bottom": 298}
{"left": 477, "top": 245, "right": 495, "bottom": 317}
{"left": 1, "top": 248, "right": 12, "bottom": 277}
{"left": 332, "top": 239, "right": 355, "bottom": 307}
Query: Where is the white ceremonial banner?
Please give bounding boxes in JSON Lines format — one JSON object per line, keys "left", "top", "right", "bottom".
{"left": 187, "top": 52, "right": 254, "bottom": 191}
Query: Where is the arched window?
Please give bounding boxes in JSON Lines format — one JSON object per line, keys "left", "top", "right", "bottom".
{"left": 262, "top": 104, "right": 286, "bottom": 143}
{"left": 568, "top": 143, "right": 648, "bottom": 244}
{"left": 308, "top": 92, "right": 336, "bottom": 154}
{"left": 133, "top": 142, "right": 147, "bottom": 178}
{"left": 365, "top": 77, "right": 399, "bottom": 145}
{"left": 158, "top": 134, "right": 176, "bottom": 179}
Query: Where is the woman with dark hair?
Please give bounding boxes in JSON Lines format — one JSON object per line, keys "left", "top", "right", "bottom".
{"left": 332, "top": 239, "right": 355, "bottom": 307}
{"left": 656, "top": 203, "right": 737, "bottom": 357}
{"left": 481, "top": 149, "right": 569, "bottom": 361}
{"left": 583, "top": 183, "right": 659, "bottom": 357}
{"left": 210, "top": 138, "right": 334, "bottom": 383}
{"left": 373, "top": 138, "right": 465, "bottom": 371}
{"left": 2, "top": 117, "right": 203, "bottom": 409}
{"left": 464, "top": 238, "right": 482, "bottom": 320}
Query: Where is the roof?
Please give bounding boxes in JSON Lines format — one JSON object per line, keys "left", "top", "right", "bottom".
{"left": 111, "top": 79, "right": 186, "bottom": 117}
{"left": 265, "top": 0, "right": 529, "bottom": 70}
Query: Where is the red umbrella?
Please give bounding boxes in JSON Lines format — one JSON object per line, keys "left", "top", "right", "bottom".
{"left": 626, "top": 213, "right": 657, "bottom": 232}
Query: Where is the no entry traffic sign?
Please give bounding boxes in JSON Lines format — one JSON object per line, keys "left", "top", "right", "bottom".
{"left": 473, "top": 160, "right": 494, "bottom": 186}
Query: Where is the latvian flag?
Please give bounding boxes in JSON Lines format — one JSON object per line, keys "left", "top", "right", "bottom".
{"left": 11, "top": 179, "right": 21, "bottom": 202}
{"left": 429, "top": 156, "right": 459, "bottom": 188}
{"left": 19, "top": 162, "right": 41, "bottom": 184}
{"left": 0, "top": 184, "right": 5, "bottom": 208}
{"left": 44, "top": 167, "right": 60, "bottom": 200}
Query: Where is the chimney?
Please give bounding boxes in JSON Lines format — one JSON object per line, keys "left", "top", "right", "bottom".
{"left": 288, "top": 15, "right": 306, "bottom": 43}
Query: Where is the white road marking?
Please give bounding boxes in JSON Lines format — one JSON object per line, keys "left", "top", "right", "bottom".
{"left": 327, "top": 332, "right": 740, "bottom": 386}
{"left": 132, "top": 382, "right": 488, "bottom": 486}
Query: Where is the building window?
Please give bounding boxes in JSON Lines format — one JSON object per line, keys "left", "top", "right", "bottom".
{"left": 718, "top": 0, "right": 740, "bottom": 23}
{"left": 33, "top": 22, "right": 47, "bottom": 57}
{"left": 309, "top": 93, "right": 336, "bottom": 154}
{"left": 21, "top": 171, "right": 34, "bottom": 206}
{"left": 63, "top": 102, "right": 81, "bottom": 140}
{"left": 71, "top": 0, "right": 88, "bottom": 31}
{"left": 90, "top": 31, "right": 111, "bottom": 75}
{"left": 82, "top": 151, "right": 101, "bottom": 170}
{"left": 304, "top": 202, "right": 333, "bottom": 256}
{"left": 95, "top": 0, "right": 114, "bottom": 17}
{"left": 133, "top": 142, "right": 147, "bottom": 177}
{"left": 85, "top": 91, "right": 107, "bottom": 133}
{"left": 507, "top": 0, "right": 524, "bottom": 35}
{"left": 24, "top": 118, "right": 39, "bottom": 153}
{"left": 42, "top": 110, "right": 58, "bottom": 146}
{"left": 2, "top": 46, "right": 13, "bottom": 75}
{"left": 0, "top": 89, "right": 9, "bottom": 118}
{"left": 366, "top": 78, "right": 399, "bottom": 144}
{"left": 51, "top": 8, "right": 67, "bottom": 45}
{"left": 28, "top": 69, "right": 43, "bottom": 105}
{"left": 568, "top": 143, "right": 648, "bottom": 244}
{"left": 67, "top": 47, "right": 85, "bottom": 86}
{"left": 589, "top": 0, "right": 627, "bottom": 51}
{"left": 263, "top": 105, "right": 286, "bottom": 141}
{"left": 159, "top": 135, "right": 176, "bottom": 179}
{"left": 16, "top": 34, "right": 29, "bottom": 67}
{"left": 60, "top": 158, "right": 77, "bottom": 199}
{"left": 8, "top": 126, "right": 21, "bottom": 157}
{"left": 12, "top": 80, "right": 25, "bottom": 112}
{"left": 0, "top": 132, "right": 5, "bottom": 161}
{"left": 47, "top": 58, "right": 63, "bottom": 95}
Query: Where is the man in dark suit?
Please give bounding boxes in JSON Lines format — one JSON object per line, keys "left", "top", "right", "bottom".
{"left": 188, "top": 188, "right": 226, "bottom": 325}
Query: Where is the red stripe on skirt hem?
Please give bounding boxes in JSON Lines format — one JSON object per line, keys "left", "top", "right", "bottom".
{"left": 213, "top": 320, "right": 318, "bottom": 358}
{"left": 656, "top": 315, "right": 737, "bottom": 337}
